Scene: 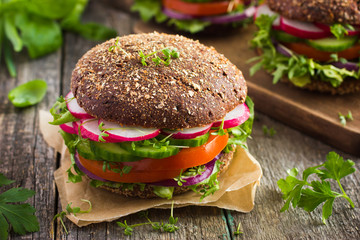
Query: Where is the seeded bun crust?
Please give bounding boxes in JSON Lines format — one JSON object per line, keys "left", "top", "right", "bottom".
{"left": 98, "top": 150, "right": 234, "bottom": 199}
{"left": 71, "top": 32, "right": 247, "bottom": 129}
{"left": 267, "top": 0, "right": 360, "bottom": 25}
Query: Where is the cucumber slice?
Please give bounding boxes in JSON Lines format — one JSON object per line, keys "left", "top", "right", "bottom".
{"left": 90, "top": 142, "right": 142, "bottom": 162}
{"left": 77, "top": 140, "right": 97, "bottom": 160}
{"left": 119, "top": 142, "right": 179, "bottom": 159}
{"left": 306, "top": 36, "right": 358, "bottom": 52}
{"left": 157, "top": 132, "right": 210, "bottom": 147}
{"left": 273, "top": 30, "right": 302, "bottom": 43}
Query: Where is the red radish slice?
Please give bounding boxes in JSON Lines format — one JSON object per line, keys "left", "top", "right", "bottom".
{"left": 73, "top": 121, "right": 80, "bottom": 134}
{"left": 66, "top": 92, "right": 93, "bottom": 119}
{"left": 79, "top": 119, "right": 115, "bottom": 142}
{"left": 255, "top": 4, "right": 280, "bottom": 28}
{"left": 280, "top": 17, "right": 331, "bottom": 39}
{"left": 161, "top": 124, "right": 212, "bottom": 139}
{"left": 59, "top": 122, "right": 77, "bottom": 134}
{"left": 212, "top": 103, "right": 250, "bottom": 129}
{"left": 100, "top": 120, "right": 160, "bottom": 142}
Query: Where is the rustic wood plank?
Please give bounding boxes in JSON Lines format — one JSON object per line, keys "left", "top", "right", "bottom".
{"left": 226, "top": 112, "right": 360, "bottom": 240}
{"left": 0, "top": 42, "right": 61, "bottom": 238}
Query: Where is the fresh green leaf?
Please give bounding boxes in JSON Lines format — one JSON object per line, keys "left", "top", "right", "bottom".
{"left": 330, "top": 24, "right": 349, "bottom": 39}
{"left": 26, "top": 0, "right": 76, "bottom": 19}
{"left": 15, "top": 12, "right": 62, "bottom": 58}
{"left": 4, "top": 15, "right": 23, "bottom": 52}
{"left": 61, "top": 0, "right": 116, "bottom": 41}
{"left": 277, "top": 152, "right": 356, "bottom": 224}
{"left": 8, "top": 79, "right": 47, "bottom": 107}
{"left": 251, "top": 15, "right": 360, "bottom": 87}
{"left": 0, "top": 174, "right": 39, "bottom": 239}
{"left": 131, "top": 0, "right": 166, "bottom": 22}
{"left": 3, "top": 37, "right": 17, "bottom": 77}
{"left": 49, "top": 96, "right": 79, "bottom": 125}
{"left": 168, "top": 18, "right": 211, "bottom": 34}
{"left": 0, "top": 174, "right": 15, "bottom": 187}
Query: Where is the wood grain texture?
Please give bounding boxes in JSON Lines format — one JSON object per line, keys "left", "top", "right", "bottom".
{"left": 1, "top": 1, "right": 359, "bottom": 240}
{"left": 134, "top": 21, "right": 360, "bottom": 157}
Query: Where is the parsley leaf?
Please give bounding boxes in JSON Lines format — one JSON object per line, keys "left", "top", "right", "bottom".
{"left": 0, "top": 173, "right": 39, "bottom": 239}
{"left": 277, "top": 152, "right": 355, "bottom": 224}
{"left": 330, "top": 24, "right": 349, "bottom": 39}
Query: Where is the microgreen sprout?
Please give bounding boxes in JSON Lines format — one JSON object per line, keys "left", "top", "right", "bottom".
{"left": 262, "top": 125, "right": 276, "bottom": 137}
{"left": 53, "top": 199, "right": 92, "bottom": 235}
{"left": 338, "top": 111, "right": 353, "bottom": 126}
{"left": 234, "top": 222, "right": 243, "bottom": 235}
{"left": 173, "top": 169, "right": 186, "bottom": 186}
{"left": 108, "top": 37, "right": 130, "bottom": 56}
{"left": 117, "top": 201, "right": 179, "bottom": 236}
{"left": 139, "top": 48, "right": 179, "bottom": 66}
{"left": 98, "top": 121, "right": 110, "bottom": 142}
{"left": 102, "top": 161, "right": 132, "bottom": 176}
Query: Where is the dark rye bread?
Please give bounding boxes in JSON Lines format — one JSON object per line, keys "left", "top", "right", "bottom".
{"left": 71, "top": 32, "right": 247, "bottom": 129}
{"left": 267, "top": 0, "right": 360, "bottom": 25}
{"left": 98, "top": 150, "right": 234, "bottom": 199}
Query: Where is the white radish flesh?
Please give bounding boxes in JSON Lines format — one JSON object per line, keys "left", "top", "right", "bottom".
{"left": 59, "top": 122, "right": 77, "bottom": 134}
{"left": 255, "top": 4, "right": 280, "bottom": 28}
{"left": 100, "top": 120, "right": 160, "bottom": 142}
{"left": 280, "top": 17, "right": 330, "bottom": 39}
{"left": 79, "top": 119, "right": 109, "bottom": 142}
{"left": 212, "top": 103, "right": 250, "bottom": 129}
{"left": 66, "top": 92, "right": 93, "bottom": 119}
{"left": 161, "top": 124, "right": 212, "bottom": 139}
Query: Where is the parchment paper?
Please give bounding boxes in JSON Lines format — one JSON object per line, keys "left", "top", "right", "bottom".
{"left": 39, "top": 110, "right": 262, "bottom": 227}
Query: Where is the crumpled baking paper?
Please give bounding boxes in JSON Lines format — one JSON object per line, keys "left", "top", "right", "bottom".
{"left": 39, "top": 110, "right": 262, "bottom": 227}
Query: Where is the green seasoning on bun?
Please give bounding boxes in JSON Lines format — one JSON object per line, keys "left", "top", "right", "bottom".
{"left": 49, "top": 33, "right": 254, "bottom": 200}
{"left": 250, "top": 1, "right": 360, "bottom": 94}
{"left": 131, "top": 0, "right": 257, "bottom": 33}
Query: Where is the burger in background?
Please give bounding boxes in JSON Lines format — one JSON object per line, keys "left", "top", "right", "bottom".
{"left": 250, "top": 0, "right": 360, "bottom": 94}
{"left": 132, "top": 0, "right": 257, "bottom": 34}
{"left": 49, "top": 33, "right": 254, "bottom": 200}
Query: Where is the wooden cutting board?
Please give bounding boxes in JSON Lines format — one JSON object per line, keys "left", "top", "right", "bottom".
{"left": 134, "top": 22, "right": 360, "bottom": 156}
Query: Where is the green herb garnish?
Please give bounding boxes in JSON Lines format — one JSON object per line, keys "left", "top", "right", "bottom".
{"left": 250, "top": 15, "right": 359, "bottom": 88}
{"left": 53, "top": 199, "right": 92, "bottom": 235}
{"left": 139, "top": 48, "right": 179, "bottom": 66}
{"left": 0, "top": 173, "right": 40, "bottom": 240}
{"left": 8, "top": 79, "right": 47, "bottom": 107}
{"left": 117, "top": 201, "right": 179, "bottom": 236}
{"left": 234, "top": 222, "right": 243, "bottom": 235}
{"left": 338, "top": 111, "right": 353, "bottom": 126}
{"left": 277, "top": 151, "right": 355, "bottom": 224}
{"left": 262, "top": 125, "right": 276, "bottom": 137}
{"left": 49, "top": 96, "right": 79, "bottom": 125}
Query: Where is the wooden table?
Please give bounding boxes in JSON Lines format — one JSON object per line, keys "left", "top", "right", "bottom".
{"left": 1, "top": 1, "right": 359, "bottom": 239}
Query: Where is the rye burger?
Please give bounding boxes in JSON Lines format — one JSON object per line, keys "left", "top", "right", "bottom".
{"left": 132, "top": 0, "right": 257, "bottom": 33}
{"left": 251, "top": 0, "right": 360, "bottom": 94}
{"left": 49, "top": 32, "right": 254, "bottom": 199}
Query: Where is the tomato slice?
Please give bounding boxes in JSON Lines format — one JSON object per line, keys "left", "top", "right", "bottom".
{"left": 283, "top": 42, "right": 360, "bottom": 62}
{"left": 162, "top": 0, "right": 241, "bottom": 17}
{"left": 78, "top": 132, "right": 229, "bottom": 183}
